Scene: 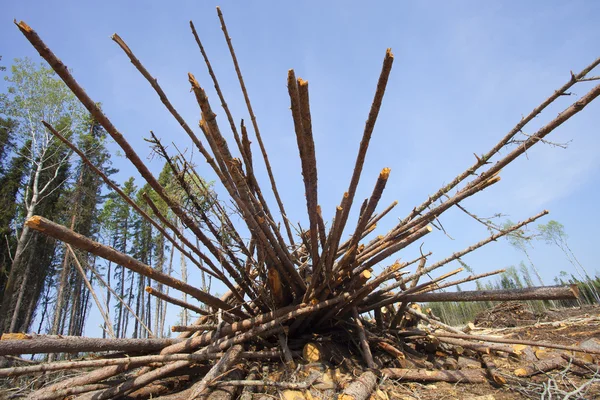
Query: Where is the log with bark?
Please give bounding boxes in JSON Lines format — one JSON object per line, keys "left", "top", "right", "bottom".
{"left": 3, "top": 8, "right": 600, "bottom": 400}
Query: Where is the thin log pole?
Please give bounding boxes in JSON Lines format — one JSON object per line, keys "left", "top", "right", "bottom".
{"left": 0, "top": 351, "right": 284, "bottom": 378}
{"left": 0, "top": 336, "right": 184, "bottom": 356}
{"left": 25, "top": 216, "right": 247, "bottom": 317}
{"left": 189, "top": 21, "right": 244, "bottom": 161}
{"left": 325, "top": 48, "right": 394, "bottom": 273}
{"left": 18, "top": 22, "right": 242, "bottom": 309}
{"left": 352, "top": 307, "right": 376, "bottom": 369}
{"left": 216, "top": 7, "right": 296, "bottom": 245}
{"left": 146, "top": 287, "right": 210, "bottom": 317}
{"left": 367, "top": 210, "right": 549, "bottom": 303}
{"left": 413, "top": 268, "right": 506, "bottom": 294}
{"left": 86, "top": 257, "right": 154, "bottom": 337}
{"left": 400, "top": 55, "right": 600, "bottom": 226}
{"left": 338, "top": 370, "right": 377, "bottom": 400}
{"left": 393, "top": 80, "right": 600, "bottom": 239}
{"left": 401, "top": 285, "right": 579, "bottom": 303}
{"left": 171, "top": 325, "right": 218, "bottom": 332}
{"left": 431, "top": 332, "right": 600, "bottom": 355}
{"left": 288, "top": 72, "right": 320, "bottom": 268}
{"left": 382, "top": 368, "right": 487, "bottom": 383}
{"left": 188, "top": 344, "right": 243, "bottom": 399}
{"left": 66, "top": 245, "right": 115, "bottom": 339}
{"left": 406, "top": 307, "right": 464, "bottom": 335}
{"left": 41, "top": 121, "right": 221, "bottom": 282}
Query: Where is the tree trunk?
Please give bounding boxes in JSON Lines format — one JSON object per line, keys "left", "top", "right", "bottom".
{"left": 9, "top": 262, "right": 32, "bottom": 332}
{"left": 0, "top": 151, "right": 47, "bottom": 335}
{"left": 51, "top": 248, "right": 72, "bottom": 335}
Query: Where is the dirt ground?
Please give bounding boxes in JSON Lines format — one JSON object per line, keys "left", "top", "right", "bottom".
{"left": 378, "top": 304, "right": 600, "bottom": 400}
{"left": 0, "top": 304, "right": 598, "bottom": 399}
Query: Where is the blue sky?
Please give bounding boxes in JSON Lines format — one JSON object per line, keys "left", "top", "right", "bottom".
{"left": 2, "top": 1, "right": 599, "bottom": 335}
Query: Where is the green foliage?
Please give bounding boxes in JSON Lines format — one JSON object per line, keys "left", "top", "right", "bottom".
{"left": 0, "top": 58, "right": 85, "bottom": 142}
{"left": 538, "top": 220, "right": 567, "bottom": 245}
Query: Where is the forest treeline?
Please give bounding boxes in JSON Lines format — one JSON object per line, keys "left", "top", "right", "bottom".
{"left": 0, "top": 57, "right": 216, "bottom": 339}
{"left": 0, "top": 57, "right": 598, "bottom": 340}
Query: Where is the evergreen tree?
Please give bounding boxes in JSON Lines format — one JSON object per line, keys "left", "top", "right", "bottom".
{"left": 0, "top": 58, "right": 85, "bottom": 334}
{"left": 51, "top": 116, "right": 114, "bottom": 336}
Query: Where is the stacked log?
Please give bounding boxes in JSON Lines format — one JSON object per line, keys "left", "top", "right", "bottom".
{"left": 1, "top": 7, "right": 599, "bottom": 399}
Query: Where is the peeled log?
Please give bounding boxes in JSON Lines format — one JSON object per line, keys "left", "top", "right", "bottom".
{"left": 401, "top": 285, "right": 578, "bottom": 303}
{"left": 337, "top": 370, "right": 377, "bottom": 400}
{"left": 382, "top": 368, "right": 487, "bottom": 383}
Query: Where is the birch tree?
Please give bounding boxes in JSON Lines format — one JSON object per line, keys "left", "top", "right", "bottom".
{"left": 0, "top": 58, "right": 85, "bottom": 334}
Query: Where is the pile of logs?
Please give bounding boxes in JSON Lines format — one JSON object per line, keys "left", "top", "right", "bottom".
{"left": 2, "top": 7, "right": 600, "bottom": 399}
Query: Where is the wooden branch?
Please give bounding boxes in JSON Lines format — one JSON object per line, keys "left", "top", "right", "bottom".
{"left": 140, "top": 192, "right": 224, "bottom": 281}
{"left": 338, "top": 370, "right": 377, "bottom": 400}
{"left": 401, "top": 285, "right": 579, "bottom": 303}
{"left": 481, "top": 353, "right": 507, "bottom": 386}
{"left": 288, "top": 72, "right": 320, "bottom": 268}
{"left": 382, "top": 368, "right": 487, "bottom": 383}
{"left": 330, "top": 49, "right": 395, "bottom": 262}
{"left": 359, "top": 225, "right": 432, "bottom": 270}
{"left": 188, "top": 344, "right": 243, "bottom": 399}
{"left": 337, "top": 200, "right": 398, "bottom": 257}
{"left": 216, "top": 7, "right": 296, "bottom": 245}
{"left": 146, "top": 287, "right": 210, "bottom": 317}
{"left": 25, "top": 216, "right": 247, "bottom": 317}
{"left": 352, "top": 307, "right": 376, "bottom": 369}
{"left": 0, "top": 335, "right": 183, "bottom": 356}
{"left": 41, "top": 121, "right": 221, "bottom": 283}
{"left": 433, "top": 332, "right": 600, "bottom": 355}
{"left": 171, "top": 324, "right": 218, "bottom": 332}
{"left": 514, "top": 356, "right": 566, "bottom": 377}
{"left": 413, "top": 268, "right": 505, "bottom": 294}
{"left": 239, "top": 364, "right": 259, "bottom": 400}
{"left": 370, "top": 266, "right": 463, "bottom": 324}
{"left": 82, "top": 266, "right": 154, "bottom": 339}
{"left": 406, "top": 307, "right": 464, "bottom": 335}
{"left": 34, "top": 382, "right": 127, "bottom": 400}
{"left": 278, "top": 332, "right": 296, "bottom": 369}
{"left": 189, "top": 21, "right": 245, "bottom": 163}
{"left": 393, "top": 257, "right": 427, "bottom": 329}
{"left": 399, "top": 55, "right": 600, "bottom": 226}
{"left": 372, "top": 210, "right": 549, "bottom": 301}
{"left": 0, "top": 351, "right": 283, "bottom": 377}
{"left": 211, "top": 379, "right": 311, "bottom": 389}
{"left": 437, "top": 336, "right": 516, "bottom": 355}
{"left": 561, "top": 354, "right": 600, "bottom": 375}
{"left": 337, "top": 167, "right": 391, "bottom": 273}
{"left": 66, "top": 245, "right": 116, "bottom": 338}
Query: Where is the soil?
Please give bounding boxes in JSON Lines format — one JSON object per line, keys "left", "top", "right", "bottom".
{"left": 1, "top": 304, "right": 598, "bottom": 399}
{"left": 381, "top": 304, "right": 600, "bottom": 400}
